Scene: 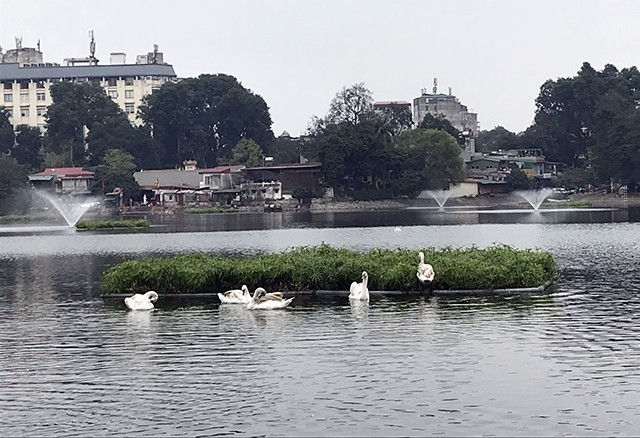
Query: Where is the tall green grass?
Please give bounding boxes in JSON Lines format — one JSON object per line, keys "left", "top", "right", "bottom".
{"left": 101, "top": 244, "right": 557, "bottom": 294}
{"left": 76, "top": 219, "right": 149, "bottom": 229}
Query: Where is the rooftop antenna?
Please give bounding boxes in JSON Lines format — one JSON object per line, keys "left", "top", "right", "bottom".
{"left": 448, "top": 87, "right": 452, "bottom": 96}
{"left": 15, "top": 36, "right": 22, "bottom": 50}
{"left": 37, "top": 39, "right": 41, "bottom": 52}
{"left": 433, "top": 77, "right": 438, "bottom": 94}
{"left": 89, "top": 30, "right": 96, "bottom": 62}
{"left": 152, "top": 43, "right": 158, "bottom": 64}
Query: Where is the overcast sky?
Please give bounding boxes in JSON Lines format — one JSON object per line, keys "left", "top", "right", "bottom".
{"left": 2, "top": 0, "right": 639, "bottom": 136}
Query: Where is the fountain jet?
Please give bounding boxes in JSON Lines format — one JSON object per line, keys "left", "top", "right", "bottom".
{"left": 516, "top": 188, "right": 554, "bottom": 210}
{"left": 422, "top": 189, "right": 451, "bottom": 209}
{"left": 35, "top": 191, "right": 98, "bottom": 227}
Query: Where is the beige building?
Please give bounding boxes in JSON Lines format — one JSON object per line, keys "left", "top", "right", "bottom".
{"left": 413, "top": 79, "right": 479, "bottom": 135}
{"left": 0, "top": 41, "right": 176, "bottom": 130}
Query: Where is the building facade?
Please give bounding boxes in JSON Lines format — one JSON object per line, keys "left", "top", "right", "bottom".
{"left": 412, "top": 79, "right": 478, "bottom": 135}
{"left": 0, "top": 40, "right": 176, "bottom": 129}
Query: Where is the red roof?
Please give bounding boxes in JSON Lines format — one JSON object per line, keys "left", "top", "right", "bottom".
{"left": 198, "top": 165, "right": 245, "bottom": 174}
{"left": 32, "top": 167, "right": 94, "bottom": 178}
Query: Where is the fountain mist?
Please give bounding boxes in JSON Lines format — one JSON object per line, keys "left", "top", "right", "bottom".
{"left": 424, "top": 190, "right": 451, "bottom": 209}
{"left": 516, "top": 188, "right": 555, "bottom": 210}
{"left": 35, "top": 191, "right": 98, "bottom": 227}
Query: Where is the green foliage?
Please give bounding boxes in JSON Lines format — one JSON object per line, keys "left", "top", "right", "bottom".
{"left": 506, "top": 168, "right": 532, "bottom": 191}
{"left": 0, "top": 215, "right": 40, "bottom": 224}
{"left": 326, "top": 82, "right": 373, "bottom": 125}
{"left": 264, "top": 132, "right": 300, "bottom": 164}
{"left": 0, "top": 155, "right": 27, "bottom": 214}
{"left": 231, "top": 138, "right": 264, "bottom": 167}
{"left": 558, "top": 167, "right": 598, "bottom": 189}
{"left": 387, "top": 129, "right": 465, "bottom": 195}
{"left": 100, "top": 244, "right": 557, "bottom": 294}
{"left": 541, "top": 200, "right": 591, "bottom": 208}
{"left": 76, "top": 219, "right": 149, "bottom": 229}
{"left": 12, "top": 125, "right": 43, "bottom": 170}
{"left": 476, "top": 126, "right": 518, "bottom": 153}
{"left": 140, "top": 74, "right": 274, "bottom": 167}
{"left": 374, "top": 104, "right": 413, "bottom": 134}
{"left": 0, "top": 109, "right": 14, "bottom": 154}
{"left": 291, "top": 186, "right": 315, "bottom": 201}
{"left": 418, "top": 113, "right": 462, "bottom": 144}
{"left": 93, "top": 149, "right": 140, "bottom": 200}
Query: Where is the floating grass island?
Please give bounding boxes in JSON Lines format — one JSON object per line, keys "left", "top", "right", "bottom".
{"left": 101, "top": 244, "right": 557, "bottom": 296}
{"left": 76, "top": 219, "right": 150, "bottom": 230}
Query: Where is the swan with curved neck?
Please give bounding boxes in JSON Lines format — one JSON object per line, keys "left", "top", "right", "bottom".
{"left": 124, "top": 291, "right": 158, "bottom": 311}
{"left": 246, "top": 287, "right": 294, "bottom": 310}
{"left": 349, "top": 271, "right": 369, "bottom": 301}
{"left": 218, "top": 285, "right": 251, "bottom": 304}
{"left": 417, "top": 251, "right": 435, "bottom": 283}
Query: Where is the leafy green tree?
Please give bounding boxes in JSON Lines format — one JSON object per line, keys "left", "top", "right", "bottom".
{"left": 326, "top": 82, "right": 373, "bottom": 125}
{"left": 476, "top": 126, "right": 518, "bottom": 152}
{"left": 45, "top": 82, "right": 124, "bottom": 165}
{"left": 0, "top": 109, "right": 15, "bottom": 154}
{"left": 506, "top": 168, "right": 532, "bottom": 191}
{"left": 387, "top": 129, "right": 464, "bottom": 196}
{"left": 558, "top": 167, "right": 598, "bottom": 190}
{"left": 264, "top": 132, "right": 300, "bottom": 164}
{"left": 231, "top": 139, "right": 264, "bottom": 167}
{"left": 417, "top": 113, "right": 462, "bottom": 145}
{"left": 0, "top": 155, "right": 27, "bottom": 213}
{"left": 93, "top": 149, "right": 140, "bottom": 201}
{"left": 12, "top": 125, "right": 43, "bottom": 170}
{"left": 140, "top": 74, "right": 274, "bottom": 167}
{"left": 374, "top": 104, "right": 413, "bottom": 135}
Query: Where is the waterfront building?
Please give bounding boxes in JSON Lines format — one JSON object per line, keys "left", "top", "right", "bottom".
{"left": 0, "top": 37, "right": 176, "bottom": 129}
{"left": 28, "top": 167, "right": 94, "bottom": 195}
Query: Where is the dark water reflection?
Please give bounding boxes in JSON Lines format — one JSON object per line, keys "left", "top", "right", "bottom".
{"left": 1, "top": 210, "right": 640, "bottom": 435}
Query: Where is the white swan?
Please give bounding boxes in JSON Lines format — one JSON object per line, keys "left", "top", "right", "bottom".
{"left": 246, "top": 287, "right": 294, "bottom": 310}
{"left": 417, "top": 251, "right": 435, "bottom": 283}
{"left": 124, "top": 291, "right": 158, "bottom": 311}
{"left": 218, "top": 285, "right": 251, "bottom": 304}
{"left": 349, "top": 271, "right": 369, "bottom": 301}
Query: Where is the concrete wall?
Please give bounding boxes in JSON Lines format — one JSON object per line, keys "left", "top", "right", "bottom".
{"left": 448, "top": 182, "right": 479, "bottom": 198}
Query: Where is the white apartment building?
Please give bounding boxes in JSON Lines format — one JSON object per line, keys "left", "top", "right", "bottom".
{"left": 0, "top": 44, "right": 176, "bottom": 130}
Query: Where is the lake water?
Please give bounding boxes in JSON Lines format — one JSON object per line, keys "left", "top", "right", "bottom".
{"left": 1, "top": 208, "right": 640, "bottom": 436}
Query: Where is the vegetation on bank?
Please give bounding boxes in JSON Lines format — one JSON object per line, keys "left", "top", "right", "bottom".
{"left": 185, "top": 207, "right": 236, "bottom": 214}
{"left": 542, "top": 200, "right": 592, "bottom": 208}
{"left": 76, "top": 219, "right": 149, "bottom": 229}
{"left": 0, "top": 215, "right": 40, "bottom": 224}
{"left": 100, "top": 244, "right": 557, "bottom": 295}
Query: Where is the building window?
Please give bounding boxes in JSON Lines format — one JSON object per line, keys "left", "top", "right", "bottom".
{"left": 37, "top": 106, "right": 46, "bottom": 116}
{"left": 20, "top": 81, "right": 29, "bottom": 90}
{"left": 36, "top": 81, "right": 45, "bottom": 89}
{"left": 3, "top": 81, "right": 13, "bottom": 90}
{"left": 125, "top": 90, "right": 134, "bottom": 99}
{"left": 20, "top": 93, "right": 29, "bottom": 103}
{"left": 4, "top": 94, "right": 12, "bottom": 103}
{"left": 108, "top": 90, "right": 118, "bottom": 99}
{"left": 107, "top": 78, "right": 117, "bottom": 87}
{"left": 124, "top": 77, "right": 134, "bottom": 86}
{"left": 36, "top": 92, "right": 46, "bottom": 101}
{"left": 20, "top": 106, "right": 29, "bottom": 117}
{"left": 125, "top": 103, "right": 135, "bottom": 114}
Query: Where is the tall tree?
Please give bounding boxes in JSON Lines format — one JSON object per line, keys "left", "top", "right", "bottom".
{"left": 417, "top": 113, "right": 462, "bottom": 144}
{"left": 0, "top": 109, "right": 15, "bottom": 155}
{"left": 231, "top": 139, "right": 264, "bottom": 167}
{"left": 140, "top": 74, "right": 274, "bottom": 168}
{"left": 264, "top": 132, "right": 301, "bottom": 164}
{"left": 0, "top": 155, "right": 27, "bottom": 214}
{"left": 387, "top": 129, "right": 464, "bottom": 195}
{"left": 326, "top": 82, "right": 373, "bottom": 125}
{"left": 476, "top": 126, "right": 518, "bottom": 152}
{"left": 12, "top": 125, "right": 43, "bottom": 170}
{"left": 93, "top": 149, "right": 140, "bottom": 200}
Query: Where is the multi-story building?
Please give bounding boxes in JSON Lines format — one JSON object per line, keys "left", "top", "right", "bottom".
{"left": 413, "top": 79, "right": 479, "bottom": 135}
{"left": 0, "top": 38, "right": 176, "bottom": 129}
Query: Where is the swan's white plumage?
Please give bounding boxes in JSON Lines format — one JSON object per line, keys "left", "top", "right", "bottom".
{"left": 417, "top": 251, "right": 435, "bottom": 283}
{"left": 218, "top": 285, "right": 251, "bottom": 304}
{"left": 247, "top": 287, "right": 294, "bottom": 310}
{"left": 124, "top": 291, "right": 158, "bottom": 311}
{"left": 349, "top": 271, "right": 369, "bottom": 301}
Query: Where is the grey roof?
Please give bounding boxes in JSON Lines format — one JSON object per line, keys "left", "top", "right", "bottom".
{"left": 134, "top": 169, "right": 200, "bottom": 189}
{"left": 0, "top": 62, "right": 176, "bottom": 81}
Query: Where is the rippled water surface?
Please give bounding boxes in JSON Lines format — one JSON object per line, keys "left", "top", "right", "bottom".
{"left": 1, "top": 210, "right": 640, "bottom": 436}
